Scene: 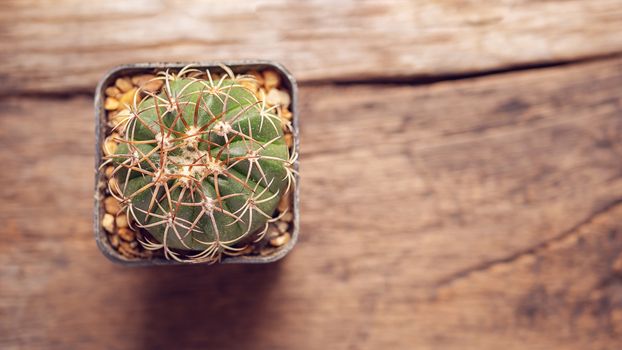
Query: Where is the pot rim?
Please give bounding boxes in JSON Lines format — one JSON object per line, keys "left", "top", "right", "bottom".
{"left": 94, "top": 60, "right": 300, "bottom": 266}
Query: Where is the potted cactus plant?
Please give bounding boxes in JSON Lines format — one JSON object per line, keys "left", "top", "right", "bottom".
{"left": 94, "top": 62, "right": 299, "bottom": 265}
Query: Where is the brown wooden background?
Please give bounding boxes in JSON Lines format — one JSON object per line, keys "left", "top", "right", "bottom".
{"left": 2, "top": 1, "right": 622, "bottom": 349}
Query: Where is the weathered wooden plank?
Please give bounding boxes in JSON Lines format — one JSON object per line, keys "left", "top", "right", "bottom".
{"left": 3, "top": 0, "right": 622, "bottom": 94}
{"left": 2, "top": 58, "right": 622, "bottom": 349}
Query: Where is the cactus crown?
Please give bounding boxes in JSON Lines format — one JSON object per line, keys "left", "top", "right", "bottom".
{"left": 104, "top": 65, "right": 296, "bottom": 263}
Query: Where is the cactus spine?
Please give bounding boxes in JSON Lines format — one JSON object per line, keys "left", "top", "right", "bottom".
{"left": 104, "top": 65, "right": 296, "bottom": 263}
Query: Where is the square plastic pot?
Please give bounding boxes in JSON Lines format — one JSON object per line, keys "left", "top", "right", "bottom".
{"left": 94, "top": 61, "right": 300, "bottom": 266}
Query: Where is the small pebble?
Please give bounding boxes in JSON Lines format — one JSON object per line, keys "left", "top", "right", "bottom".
{"left": 108, "top": 177, "right": 118, "bottom": 192}
{"left": 259, "top": 246, "right": 274, "bottom": 256}
{"left": 116, "top": 213, "right": 129, "bottom": 228}
{"left": 102, "top": 213, "right": 115, "bottom": 233}
{"left": 119, "top": 87, "right": 139, "bottom": 106}
{"left": 107, "top": 109, "right": 119, "bottom": 120}
{"left": 142, "top": 79, "right": 164, "bottom": 93}
{"left": 266, "top": 89, "right": 291, "bottom": 108}
{"left": 266, "top": 228, "right": 281, "bottom": 240}
{"left": 248, "top": 70, "right": 264, "bottom": 85}
{"left": 105, "top": 86, "right": 122, "bottom": 98}
{"left": 109, "top": 234, "right": 120, "bottom": 248}
{"left": 104, "top": 196, "right": 121, "bottom": 214}
{"left": 258, "top": 88, "right": 267, "bottom": 100}
{"left": 110, "top": 116, "right": 124, "bottom": 129}
{"left": 277, "top": 221, "right": 289, "bottom": 233}
{"left": 240, "top": 80, "right": 259, "bottom": 94}
{"left": 285, "top": 133, "right": 293, "bottom": 148}
{"left": 102, "top": 135, "right": 118, "bottom": 156}
{"left": 118, "top": 227, "right": 136, "bottom": 242}
{"left": 280, "top": 107, "right": 292, "bottom": 120}
{"left": 104, "top": 97, "right": 119, "bottom": 111}
{"left": 281, "top": 119, "right": 292, "bottom": 132}
{"left": 131, "top": 74, "right": 155, "bottom": 86}
{"left": 282, "top": 212, "right": 293, "bottom": 222}
{"left": 278, "top": 194, "right": 289, "bottom": 212}
{"left": 263, "top": 70, "right": 280, "bottom": 90}
{"left": 270, "top": 232, "right": 291, "bottom": 247}
{"left": 115, "top": 108, "right": 131, "bottom": 119}
{"left": 111, "top": 109, "right": 131, "bottom": 128}
{"left": 104, "top": 166, "right": 114, "bottom": 179}
{"left": 118, "top": 242, "right": 135, "bottom": 258}
{"left": 238, "top": 245, "right": 254, "bottom": 255}
{"left": 115, "top": 77, "right": 133, "bottom": 93}
{"left": 265, "top": 89, "right": 280, "bottom": 106}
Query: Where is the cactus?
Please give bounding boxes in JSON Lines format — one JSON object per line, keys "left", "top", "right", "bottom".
{"left": 103, "top": 65, "right": 296, "bottom": 263}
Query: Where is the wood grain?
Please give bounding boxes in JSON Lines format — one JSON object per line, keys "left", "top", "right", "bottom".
{"left": 2, "top": 57, "right": 622, "bottom": 349}
{"left": 3, "top": 0, "right": 622, "bottom": 94}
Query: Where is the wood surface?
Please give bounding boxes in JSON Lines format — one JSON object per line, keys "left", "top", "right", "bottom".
{"left": 2, "top": 0, "right": 622, "bottom": 93}
{"left": 2, "top": 56, "right": 622, "bottom": 349}
{"left": 3, "top": 1, "right": 622, "bottom": 349}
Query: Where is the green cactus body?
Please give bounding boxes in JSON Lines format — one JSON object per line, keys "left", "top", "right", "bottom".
{"left": 107, "top": 67, "right": 292, "bottom": 263}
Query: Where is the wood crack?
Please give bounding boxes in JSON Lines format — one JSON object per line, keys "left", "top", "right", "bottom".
{"left": 2, "top": 52, "right": 622, "bottom": 99}
{"left": 302, "top": 51, "right": 622, "bottom": 87}
{"left": 434, "top": 197, "right": 622, "bottom": 289}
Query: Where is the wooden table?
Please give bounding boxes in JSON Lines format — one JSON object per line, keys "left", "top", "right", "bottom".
{"left": 2, "top": 1, "right": 622, "bottom": 349}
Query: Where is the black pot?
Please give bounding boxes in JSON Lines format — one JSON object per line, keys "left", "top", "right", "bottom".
{"left": 94, "top": 61, "right": 300, "bottom": 266}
